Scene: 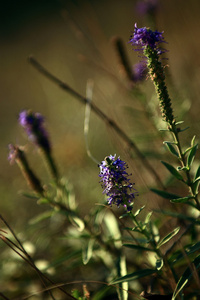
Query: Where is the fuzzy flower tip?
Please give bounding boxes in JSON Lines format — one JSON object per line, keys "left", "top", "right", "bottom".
{"left": 99, "top": 155, "right": 137, "bottom": 212}
{"left": 19, "top": 110, "right": 51, "bottom": 153}
{"left": 129, "top": 23, "right": 165, "bottom": 53}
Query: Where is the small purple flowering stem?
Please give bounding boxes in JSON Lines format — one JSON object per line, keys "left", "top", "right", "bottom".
{"left": 130, "top": 24, "right": 200, "bottom": 210}
{"left": 98, "top": 153, "right": 177, "bottom": 292}
{"left": 18, "top": 110, "right": 59, "bottom": 183}
{"left": 29, "top": 56, "right": 165, "bottom": 189}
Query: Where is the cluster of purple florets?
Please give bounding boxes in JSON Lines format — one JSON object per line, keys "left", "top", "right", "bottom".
{"left": 19, "top": 110, "right": 51, "bottom": 153}
{"left": 99, "top": 155, "right": 137, "bottom": 211}
{"left": 129, "top": 23, "right": 165, "bottom": 52}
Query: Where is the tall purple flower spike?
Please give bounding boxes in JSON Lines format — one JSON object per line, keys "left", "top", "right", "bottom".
{"left": 99, "top": 155, "right": 137, "bottom": 212}
{"left": 19, "top": 110, "right": 51, "bottom": 153}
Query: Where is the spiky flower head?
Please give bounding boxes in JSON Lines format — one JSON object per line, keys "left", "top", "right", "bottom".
{"left": 129, "top": 23, "right": 165, "bottom": 54}
{"left": 99, "top": 155, "right": 137, "bottom": 212}
{"left": 19, "top": 110, "right": 51, "bottom": 153}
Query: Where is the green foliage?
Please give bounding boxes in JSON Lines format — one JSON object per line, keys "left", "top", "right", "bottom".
{"left": 161, "top": 161, "right": 184, "bottom": 181}
{"left": 156, "top": 227, "right": 180, "bottom": 248}
{"left": 172, "top": 254, "right": 200, "bottom": 300}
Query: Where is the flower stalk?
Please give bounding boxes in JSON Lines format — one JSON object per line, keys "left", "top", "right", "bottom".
{"left": 8, "top": 144, "right": 44, "bottom": 195}
{"left": 129, "top": 24, "right": 200, "bottom": 211}
{"left": 19, "top": 110, "right": 59, "bottom": 182}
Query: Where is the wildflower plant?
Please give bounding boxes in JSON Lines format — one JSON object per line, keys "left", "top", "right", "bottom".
{"left": 1, "top": 20, "right": 200, "bottom": 300}
{"left": 99, "top": 155, "right": 137, "bottom": 211}
{"left": 19, "top": 109, "right": 59, "bottom": 181}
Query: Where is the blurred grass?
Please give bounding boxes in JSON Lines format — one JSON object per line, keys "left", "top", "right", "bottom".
{"left": 1, "top": 0, "right": 200, "bottom": 296}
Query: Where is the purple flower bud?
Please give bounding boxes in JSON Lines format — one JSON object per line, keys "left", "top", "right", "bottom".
{"left": 99, "top": 155, "right": 137, "bottom": 212}
{"left": 19, "top": 110, "right": 51, "bottom": 153}
{"left": 129, "top": 23, "right": 165, "bottom": 53}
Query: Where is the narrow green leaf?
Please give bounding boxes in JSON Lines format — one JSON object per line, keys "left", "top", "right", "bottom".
{"left": 111, "top": 269, "right": 157, "bottom": 284}
{"left": 187, "top": 144, "right": 198, "bottom": 168}
{"left": 170, "top": 199, "right": 197, "bottom": 209}
{"left": 175, "top": 121, "right": 184, "bottom": 125}
{"left": 123, "top": 244, "right": 155, "bottom": 252}
{"left": 193, "top": 167, "right": 200, "bottom": 195}
{"left": 19, "top": 191, "right": 40, "bottom": 199}
{"left": 195, "top": 165, "right": 200, "bottom": 179}
{"left": 192, "top": 176, "right": 200, "bottom": 195}
{"left": 134, "top": 205, "right": 145, "bottom": 217}
{"left": 179, "top": 126, "right": 190, "bottom": 132}
{"left": 163, "top": 142, "right": 179, "bottom": 157}
{"left": 82, "top": 239, "right": 94, "bottom": 265}
{"left": 159, "top": 128, "right": 170, "bottom": 131}
{"left": 169, "top": 241, "right": 200, "bottom": 266}
{"left": 183, "top": 146, "right": 192, "bottom": 155}
{"left": 191, "top": 135, "right": 196, "bottom": 147}
{"left": 193, "top": 176, "right": 200, "bottom": 184}
{"left": 150, "top": 188, "right": 181, "bottom": 200}
{"left": 29, "top": 211, "right": 54, "bottom": 225}
{"left": 161, "top": 161, "right": 184, "bottom": 181}
{"left": 144, "top": 211, "right": 153, "bottom": 225}
{"left": 170, "top": 196, "right": 194, "bottom": 203}
{"left": 157, "top": 227, "right": 180, "bottom": 248}
{"left": 172, "top": 254, "right": 200, "bottom": 300}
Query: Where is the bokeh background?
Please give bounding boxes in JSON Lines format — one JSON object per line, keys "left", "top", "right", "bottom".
{"left": 1, "top": 0, "right": 200, "bottom": 298}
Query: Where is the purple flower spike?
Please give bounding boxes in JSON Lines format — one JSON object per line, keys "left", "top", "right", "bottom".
{"left": 129, "top": 23, "right": 165, "bottom": 53}
{"left": 19, "top": 110, "right": 51, "bottom": 153}
{"left": 99, "top": 155, "right": 137, "bottom": 212}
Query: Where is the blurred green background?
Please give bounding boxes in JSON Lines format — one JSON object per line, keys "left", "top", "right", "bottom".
{"left": 1, "top": 0, "right": 200, "bottom": 297}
